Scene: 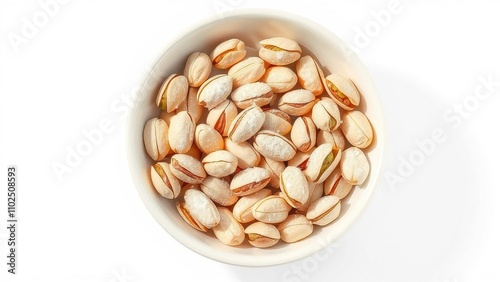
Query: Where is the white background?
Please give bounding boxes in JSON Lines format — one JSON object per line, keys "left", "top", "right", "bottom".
{"left": 1, "top": 0, "right": 499, "bottom": 281}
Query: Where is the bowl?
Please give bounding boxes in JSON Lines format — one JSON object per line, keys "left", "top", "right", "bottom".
{"left": 126, "top": 9, "right": 387, "bottom": 267}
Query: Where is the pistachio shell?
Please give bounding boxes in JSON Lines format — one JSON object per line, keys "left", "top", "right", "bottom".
{"left": 202, "top": 150, "right": 238, "bottom": 178}
{"left": 304, "top": 143, "right": 341, "bottom": 183}
{"left": 143, "top": 118, "right": 170, "bottom": 161}
{"left": 168, "top": 111, "right": 195, "bottom": 154}
{"left": 278, "top": 214, "right": 313, "bottom": 243}
{"left": 340, "top": 111, "right": 374, "bottom": 149}
{"left": 230, "top": 82, "right": 273, "bottom": 109}
{"left": 311, "top": 97, "right": 341, "bottom": 132}
{"left": 197, "top": 74, "right": 233, "bottom": 109}
{"left": 195, "top": 124, "right": 224, "bottom": 154}
{"left": 252, "top": 195, "right": 292, "bottom": 223}
{"left": 296, "top": 55, "right": 324, "bottom": 96}
{"left": 183, "top": 189, "right": 220, "bottom": 229}
{"left": 156, "top": 74, "right": 189, "bottom": 112}
{"left": 245, "top": 222, "right": 280, "bottom": 248}
{"left": 259, "top": 37, "right": 302, "bottom": 65}
{"left": 324, "top": 74, "right": 360, "bottom": 110}
{"left": 230, "top": 167, "right": 271, "bottom": 196}
{"left": 213, "top": 207, "right": 245, "bottom": 246}
{"left": 340, "top": 147, "right": 369, "bottom": 186}
{"left": 290, "top": 116, "right": 317, "bottom": 152}
{"left": 228, "top": 57, "right": 266, "bottom": 87}
{"left": 260, "top": 66, "right": 297, "bottom": 93}
{"left": 206, "top": 99, "right": 238, "bottom": 137}
{"left": 228, "top": 104, "right": 265, "bottom": 143}
{"left": 150, "top": 162, "right": 181, "bottom": 199}
{"left": 324, "top": 168, "right": 353, "bottom": 199}
{"left": 317, "top": 130, "right": 346, "bottom": 151}
{"left": 170, "top": 153, "right": 206, "bottom": 184}
{"left": 279, "top": 166, "right": 310, "bottom": 209}
{"left": 253, "top": 130, "right": 297, "bottom": 161}
{"left": 306, "top": 195, "right": 341, "bottom": 226}
{"left": 184, "top": 52, "right": 212, "bottom": 87}
{"left": 210, "top": 38, "right": 247, "bottom": 69}
{"left": 277, "top": 89, "right": 316, "bottom": 116}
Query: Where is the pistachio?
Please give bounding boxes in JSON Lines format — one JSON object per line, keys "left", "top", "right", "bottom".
{"left": 260, "top": 66, "right": 297, "bottom": 94}
{"left": 230, "top": 167, "right": 271, "bottom": 196}
{"left": 324, "top": 168, "right": 353, "bottom": 199}
{"left": 279, "top": 166, "right": 310, "bottom": 209}
{"left": 194, "top": 124, "right": 224, "bottom": 154}
{"left": 278, "top": 214, "right": 313, "bottom": 243}
{"left": 340, "top": 147, "right": 369, "bottom": 186}
{"left": 206, "top": 99, "right": 238, "bottom": 137}
{"left": 261, "top": 108, "right": 292, "bottom": 135}
{"left": 184, "top": 52, "right": 212, "bottom": 87}
{"left": 259, "top": 37, "right": 302, "bottom": 65}
{"left": 170, "top": 153, "right": 206, "bottom": 184}
{"left": 317, "top": 130, "right": 346, "bottom": 151}
{"left": 183, "top": 189, "right": 220, "bottom": 229}
{"left": 304, "top": 143, "right": 341, "bottom": 183}
{"left": 201, "top": 176, "right": 238, "bottom": 206}
{"left": 277, "top": 89, "right": 316, "bottom": 116}
{"left": 306, "top": 195, "right": 341, "bottom": 226}
{"left": 257, "top": 157, "right": 285, "bottom": 189}
{"left": 168, "top": 111, "right": 195, "bottom": 154}
{"left": 202, "top": 150, "right": 238, "bottom": 178}
{"left": 297, "top": 182, "right": 324, "bottom": 213}
{"left": 150, "top": 162, "right": 181, "bottom": 199}
{"left": 227, "top": 104, "right": 265, "bottom": 143}
{"left": 143, "top": 118, "right": 170, "bottom": 161}
{"left": 253, "top": 130, "right": 297, "bottom": 161}
{"left": 340, "top": 111, "right": 374, "bottom": 149}
{"left": 290, "top": 116, "right": 317, "bottom": 152}
{"left": 324, "top": 74, "right": 360, "bottom": 110}
{"left": 213, "top": 207, "right": 245, "bottom": 246}
{"left": 230, "top": 82, "right": 273, "bottom": 109}
{"left": 224, "top": 138, "right": 261, "bottom": 169}
{"left": 156, "top": 74, "right": 189, "bottom": 112}
{"left": 296, "top": 55, "right": 324, "bottom": 96}
{"left": 197, "top": 74, "right": 233, "bottom": 109}
{"left": 287, "top": 147, "right": 315, "bottom": 171}
{"left": 210, "top": 38, "right": 247, "bottom": 69}
{"left": 176, "top": 201, "right": 207, "bottom": 232}
{"left": 232, "top": 188, "right": 272, "bottom": 223}
{"left": 176, "top": 87, "right": 203, "bottom": 123}
{"left": 252, "top": 195, "right": 292, "bottom": 223}
{"left": 228, "top": 57, "right": 266, "bottom": 87}
{"left": 244, "top": 222, "right": 280, "bottom": 248}
{"left": 311, "top": 97, "right": 341, "bottom": 132}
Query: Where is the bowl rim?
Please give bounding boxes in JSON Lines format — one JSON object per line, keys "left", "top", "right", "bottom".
{"left": 126, "top": 8, "right": 387, "bottom": 267}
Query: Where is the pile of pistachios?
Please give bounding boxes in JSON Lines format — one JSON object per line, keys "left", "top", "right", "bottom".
{"left": 143, "top": 37, "right": 374, "bottom": 247}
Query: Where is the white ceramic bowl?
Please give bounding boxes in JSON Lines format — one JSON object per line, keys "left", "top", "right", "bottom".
{"left": 127, "top": 9, "right": 386, "bottom": 267}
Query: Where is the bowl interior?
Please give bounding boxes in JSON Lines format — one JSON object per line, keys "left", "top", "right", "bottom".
{"left": 127, "top": 10, "right": 386, "bottom": 267}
